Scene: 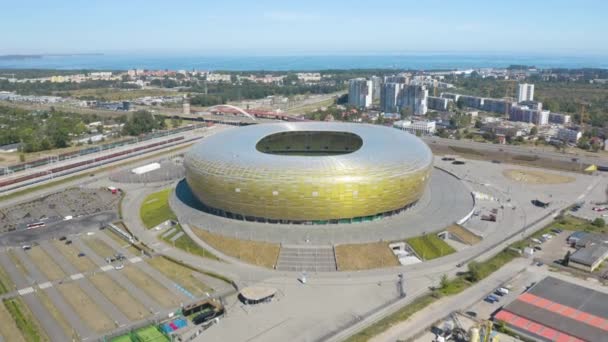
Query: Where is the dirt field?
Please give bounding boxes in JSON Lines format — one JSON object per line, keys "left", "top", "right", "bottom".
{"left": 193, "top": 228, "right": 280, "bottom": 268}
{"left": 335, "top": 242, "right": 399, "bottom": 271}
{"left": 503, "top": 168, "right": 575, "bottom": 184}
{"left": 0, "top": 301, "right": 26, "bottom": 342}
{"left": 147, "top": 257, "right": 210, "bottom": 297}
{"left": 57, "top": 282, "right": 114, "bottom": 333}
{"left": 122, "top": 265, "right": 180, "bottom": 308}
{"left": 89, "top": 273, "right": 150, "bottom": 321}
{"left": 36, "top": 290, "right": 76, "bottom": 340}
{"left": 28, "top": 246, "right": 66, "bottom": 281}
{"left": 83, "top": 237, "right": 116, "bottom": 259}
{"left": 52, "top": 241, "right": 97, "bottom": 272}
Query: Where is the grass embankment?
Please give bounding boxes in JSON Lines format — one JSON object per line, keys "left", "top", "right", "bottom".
{"left": 0, "top": 264, "right": 15, "bottom": 294}
{"left": 3, "top": 297, "right": 49, "bottom": 342}
{"left": 406, "top": 234, "right": 456, "bottom": 260}
{"left": 59, "top": 88, "right": 177, "bottom": 101}
{"left": 193, "top": 228, "right": 280, "bottom": 268}
{"left": 141, "top": 189, "right": 219, "bottom": 260}
{"left": 335, "top": 242, "right": 399, "bottom": 270}
{"left": 140, "top": 188, "right": 176, "bottom": 228}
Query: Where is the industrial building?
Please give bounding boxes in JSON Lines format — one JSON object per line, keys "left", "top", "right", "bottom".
{"left": 184, "top": 122, "right": 433, "bottom": 223}
{"left": 494, "top": 276, "right": 608, "bottom": 342}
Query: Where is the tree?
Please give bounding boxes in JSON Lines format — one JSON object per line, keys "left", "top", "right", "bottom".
{"left": 122, "top": 110, "right": 162, "bottom": 136}
{"left": 530, "top": 126, "right": 538, "bottom": 136}
{"left": 593, "top": 217, "right": 605, "bottom": 228}
{"left": 474, "top": 120, "right": 482, "bottom": 129}
{"left": 563, "top": 250, "right": 571, "bottom": 266}
{"left": 467, "top": 261, "right": 482, "bottom": 282}
{"left": 440, "top": 274, "right": 449, "bottom": 289}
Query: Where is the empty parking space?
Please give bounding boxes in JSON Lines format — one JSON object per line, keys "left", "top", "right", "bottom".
{"left": 122, "top": 265, "right": 181, "bottom": 308}
{"left": 26, "top": 246, "right": 66, "bottom": 281}
{"left": 89, "top": 272, "right": 151, "bottom": 321}
{"left": 147, "top": 257, "right": 211, "bottom": 298}
{"left": 57, "top": 281, "right": 115, "bottom": 333}
{"left": 51, "top": 240, "right": 97, "bottom": 272}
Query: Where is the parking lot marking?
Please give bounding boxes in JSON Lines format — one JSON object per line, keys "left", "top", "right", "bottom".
{"left": 100, "top": 265, "right": 114, "bottom": 272}
{"left": 70, "top": 273, "right": 84, "bottom": 280}
{"left": 129, "top": 256, "right": 142, "bottom": 264}
{"left": 18, "top": 287, "right": 34, "bottom": 295}
{"left": 38, "top": 282, "right": 53, "bottom": 289}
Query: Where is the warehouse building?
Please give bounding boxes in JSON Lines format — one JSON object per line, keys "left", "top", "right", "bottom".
{"left": 494, "top": 276, "right": 608, "bottom": 341}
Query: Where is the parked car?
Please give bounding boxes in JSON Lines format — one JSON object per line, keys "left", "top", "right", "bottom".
{"left": 65, "top": 240, "right": 72, "bottom": 245}
{"left": 484, "top": 296, "right": 497, "bottom": 303}
{"left": 487, "top": 294, "right": 500, "bottom": 302}
{"left": 497, "top": 287, "right": 510, "bottom": 295}
{"left": 536, "top": 261, "right": 544, "bottom": 267}
{"left": 78, "top": 252, "right": 86, "bottom": 257}
{"left": 114, "top": 264, "right": 124, "bottom": 270}
{"left": 59, "top": 236, "right": 67, "bottom": 241}
{"left": 22, "top": 245, "right": 31, "bottom": 250}
{"left": 534, "top": 246, "right": 542, "bottom": 251}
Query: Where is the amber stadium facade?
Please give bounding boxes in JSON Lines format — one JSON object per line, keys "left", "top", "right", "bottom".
{"left": 184, "top": 122, "right": 433, "bottom": 224}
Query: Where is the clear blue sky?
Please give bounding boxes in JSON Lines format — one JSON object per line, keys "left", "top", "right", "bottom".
{"left": 2, "top": 0, "right": 607, "bottom": 55}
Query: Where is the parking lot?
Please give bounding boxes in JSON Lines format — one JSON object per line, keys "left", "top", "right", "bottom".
{"left": 0, "top": 188, "right": 120, "bottom": 232}
{"left": 0, "top": 225, "right": 217, "bottom": 341}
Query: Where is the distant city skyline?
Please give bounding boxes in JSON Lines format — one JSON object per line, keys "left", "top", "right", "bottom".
{"left": 2, "top": 0, "right": 608, "bottom": 55}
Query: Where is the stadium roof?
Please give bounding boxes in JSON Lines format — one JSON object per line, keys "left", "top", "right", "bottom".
{"left": 495, "top": 276, "right": 608, "bottom": 342}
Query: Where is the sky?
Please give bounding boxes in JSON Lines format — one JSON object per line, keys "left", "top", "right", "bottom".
{"left": 1, "top": 0, "right": 607, "bottom": 55}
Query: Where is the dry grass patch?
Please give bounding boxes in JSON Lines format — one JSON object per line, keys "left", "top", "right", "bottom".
{"left": 335, "top": 242, "right": 399, "bottom": 271}
{"left": 0, "top": 301, "right": 26, "bottom": 342}
{"left": 7, "top": 249, "right": 30, "bottom": 278}
{"left": 122, "top": 266, "right": 180, "bottom": 308}
{"left": 446, "top": 224, "right": 482, "bottom": 245}
{"left": 193, "top": 228, "right": 280, "bottom": 268}
{"left": 503, "top": 169, "right": 575, "bottom": 184}
{"left": 89, "top": 273, "right": 150, "bottom": 321}
{"left": 83, "top": 237, "right": 116, "bottom": 259}
{"left": 36, "top": 290, "right": 76, "bottom": 340}
{"left": 52, "top": 241, "right": 97, "bottom": 272}
{"left": 57, "top": 282, "right": 114, "bottom": 333}
{"left": 147, "top": 257, "right": 210, "bottom": 297}
{"left": 28, "top": 246, "right": 66, "bottom": 281}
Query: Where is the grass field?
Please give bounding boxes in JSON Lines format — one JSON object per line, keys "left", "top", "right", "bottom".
{"left": 134, "top": 326, "right": 169, "bottom": 342}
{"left": 0, "top": 263, "right": 15, "bottom": 294}
{"left": 58, "top": 282, "right": 115, "bottom": 333}
{"left": 140, "top": 188, "right": 176, "bottom": 229}
{"left": 503, "top": 168, "right": 575, "bottom": 184}
{"left": 28, "top": 246, "right": 66, "bottom": 281}
{"left": 406, "top": 234, "right": 456, "bottom": 260}
{"left": 57, "top": 88, "right": 178, "bottom": 101}
{"left": 335, "top": 242, "right": 399, "bottom": 270}
{"left": 193, "top": 228, "right": 280, "bottom": 268}
{"left": 122, "top": 265, "right": 180, "bottom": 308}
{"left": 0, "top": 300, "right": 26, "bottom": 342}
{"left": 3, "top": 297, "right": 49, "bottom": 342}
{"left": 147, "top": 256, "right": 211, "bottom": 297}
{"left": 36, "top": 290, "right": 76, "bottom": 340}
{"left": 89, "top": 273, "right": 150, "bottom": 321}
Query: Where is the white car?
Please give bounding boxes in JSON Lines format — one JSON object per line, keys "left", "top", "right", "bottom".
{"left": 114, "top": 264, "right": 124, "bottom": 270}
{"left": 497, "top": 287, "right": 509, "bottom": 295}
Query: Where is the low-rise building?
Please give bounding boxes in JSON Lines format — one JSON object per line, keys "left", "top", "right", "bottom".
{"left": 557, "top": 127, "right": 582, "bottom": 143}
{"left": 548, "top": 112, "right": 571, "bottom": 125}
{"left": 509, "top": 104, "right": 549, "bottom": 125}
{"left": 569, "top": 243, "right": 608, "bottom": 272}
{"left": 393, "top": 120, "right": 436, "bottom": 135}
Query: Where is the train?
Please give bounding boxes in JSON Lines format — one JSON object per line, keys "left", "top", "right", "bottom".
{"left": 0, "top": 136, "right": 186, "bottom": 189}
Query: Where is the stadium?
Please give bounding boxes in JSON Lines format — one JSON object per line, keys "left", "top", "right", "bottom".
{"left": 183, "top": 122, "right": 434, "bottom": 224}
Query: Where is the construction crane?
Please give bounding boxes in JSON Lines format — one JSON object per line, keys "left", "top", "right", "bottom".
{"left": 503, "top": 79, "right": 517, "bottom": 117}
{"left": 579, "top": 102, "right": 588, "bottom": 126}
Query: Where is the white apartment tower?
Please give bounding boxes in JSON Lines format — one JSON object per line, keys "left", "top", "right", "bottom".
{"left": 348, "top": 78, "right": 373, "bottom": 108}
{"left": 517, "top": 83, "right": 535, "bottom": 103}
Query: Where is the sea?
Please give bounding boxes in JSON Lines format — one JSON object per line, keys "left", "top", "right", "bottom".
{"left": 0, "top": 53, "right": 607, "bottom": 71}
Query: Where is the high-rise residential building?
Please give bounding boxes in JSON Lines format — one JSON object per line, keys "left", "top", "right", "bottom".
{"left": 348, "top": 78, "right": 373, "bottom": 108}
{"left": 517, "top": 83, "right": 535, "bottom": 102}
{"left": 370, "top": 76, "right": 382, "bottom": 102}
{"left": 399, "top": 85, "right": 428, "bottom": 115}
{"left": 557, "top": 128, "right": 582, "bottom": 143}
{"left": 548, "top": 112, "right": 572, "bottom": 125}
{"left": 427, "top": 96, "right": 449, "bottom": 111}
{"left": 509, "top": 104, "right": 549, "bottom": 125}
{"left": 380, "top": 82, "right": 404, "bottom": 113}
{"left": 482, "top": 98, "right": 513, "bottom": 115}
